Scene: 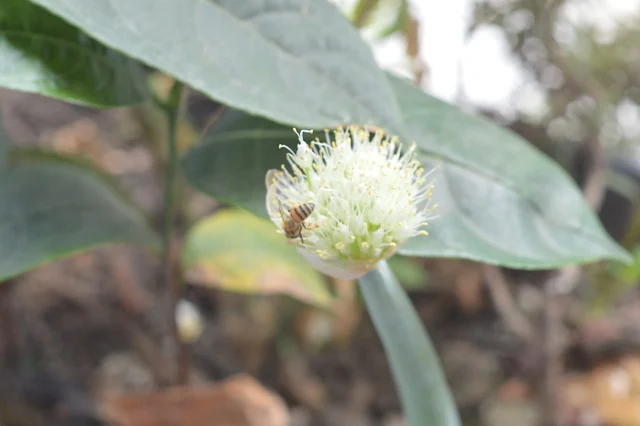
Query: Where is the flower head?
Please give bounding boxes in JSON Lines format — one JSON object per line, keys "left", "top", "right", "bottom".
{"left": 266, "top": 126, "right": 438, "bottom": 279}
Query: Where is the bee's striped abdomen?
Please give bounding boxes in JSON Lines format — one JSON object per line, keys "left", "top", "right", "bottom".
{"left": 289, "top": 203, "right": 314, "bottom": 223}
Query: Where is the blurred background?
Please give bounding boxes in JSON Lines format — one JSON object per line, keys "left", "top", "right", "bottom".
{"left": 1, "top": 0, "right": 640, "bottom": 425}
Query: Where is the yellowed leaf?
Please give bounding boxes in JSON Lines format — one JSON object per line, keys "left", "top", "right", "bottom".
{"left": 182, "top": 209, "right": 332, "bottom": 308}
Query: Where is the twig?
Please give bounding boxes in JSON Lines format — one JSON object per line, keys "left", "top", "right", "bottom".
{"left": 542, "top": 276, "right": 562, "bottom": 426}
{"left": 541, "top": 266, "right": 581, "bottom": 426}
{"left": 405, "top": 12, "right": 427, "bottom": 86}
{"left": 201, "top": 105, "right": 227, "bottom": 136}
{"left": 582, "top": 133, "right": 607, "bottom": 212}
{"left": 483, "top": 265, "right": 535, "bottom": 341}
{"left": 0, "top": 282, "right": 17, "bottom": 371}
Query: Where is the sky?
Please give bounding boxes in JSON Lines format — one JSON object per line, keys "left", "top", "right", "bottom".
{"left": 333, "top": 0, "right": 640, "bottom": 119}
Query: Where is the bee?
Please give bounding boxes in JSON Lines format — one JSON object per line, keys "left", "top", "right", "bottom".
{"left": 279, "top": 201, "right": 315, "bottom": 244}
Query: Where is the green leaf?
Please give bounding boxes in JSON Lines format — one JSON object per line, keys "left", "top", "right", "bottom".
{"left": 0, "top": 0, "right": 149, "bottom": 107}
{"left": 388, "top": 75, "right": 630, "bottom": 267}
{"left": 0, "top": 134, "right": 159, "bottom": 280}
{"left": 182, "top": 111, "right": 297, "bottom": 218}
{"left": 27, "top": 0, "right": 401, "bottom": 129}
{"left": 182, "top": 208, "right": 332, "bottom": 308}
{"left": 359, "top": 261, "right": 460, "bottom": 426}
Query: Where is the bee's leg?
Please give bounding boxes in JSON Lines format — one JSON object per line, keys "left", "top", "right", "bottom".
{"left": 299, "top": 233, "right": 304, "bottom": 244}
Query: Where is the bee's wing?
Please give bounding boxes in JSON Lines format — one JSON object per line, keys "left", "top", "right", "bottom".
{"left": 265, "top": 169, "right": 282, "bottom": 222}
{"left": 265, "top": 168, "right": 279, "bottom": 191}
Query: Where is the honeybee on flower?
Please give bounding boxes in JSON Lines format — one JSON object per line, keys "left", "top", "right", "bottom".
{"left": 266, "top": 126, "right": 438, "bottom": 279}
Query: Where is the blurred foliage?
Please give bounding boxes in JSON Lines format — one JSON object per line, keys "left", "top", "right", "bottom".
{"left": 346, "top": 0, "right": 424, "bottom": 80}
{"left": 608, "top": 244, "right": 640, "bottom": 285}
{"left": 388, "top": 255, "right": 429, "bottom": 290}
{"left": 472, "top": 0, "right": 640, "bottom": 151}
{"left": 587, "top": 244, "right": 640, "bottom": 315}
{"left": 0, "top": 129, "right": 159, "bottom": 281}
{"left": 349, "top": 0, "right": 409, "bottom": 39}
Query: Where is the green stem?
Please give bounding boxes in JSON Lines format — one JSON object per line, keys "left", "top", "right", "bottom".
{"left": 159, "top": 81, "right": 189, "bottom": 385}
{"left": 161, "top": 82, "right": 182, "bottom": 266}
{"left": 358, "top": 261, "right": 461, "bottom": 426}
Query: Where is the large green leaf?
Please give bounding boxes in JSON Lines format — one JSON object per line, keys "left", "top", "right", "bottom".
{"left": 0, "top": 0, "right": 149, "bottom": 106}
{"left": 182, "top": 111, "right": 295, "bottom": 217}
{"left": 389, "top": 75, "right": 630, "bottom": 266}
{"left": 181, "top": 76, "right": 630, "bottom": 268}
{"left": 27, "top": 0, "right": 401, "bottom": 129}
{"left": 182, "top": 208, "right": 332, "bottom": 308}
{"left": 0, "top": 135, "right": 159, "bottom": 280}
{"left": 359, "top": 261, "right": 460, "bottom": 426}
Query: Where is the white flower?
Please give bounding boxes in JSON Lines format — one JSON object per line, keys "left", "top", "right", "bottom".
{"left": 265, "top": 126, "right": 438, "bottom": 279}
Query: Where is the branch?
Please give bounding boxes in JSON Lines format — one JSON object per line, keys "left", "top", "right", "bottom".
{"left": 483, "top": 265, "right": 535, "bottom": 341}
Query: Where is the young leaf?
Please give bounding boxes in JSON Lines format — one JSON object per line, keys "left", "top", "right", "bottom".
{"left": 0, "top": 0, "right": 149, "bottom": 107}
{"left": 182, "top": 209, "right": 332, "bottom": 308}
{"left": 0, "top": 135, "right": 159, "bottom": 280}
{"left": 26, "top": 0, "right": 401, "bottom": 129}
{"left": 181, "top": 76, "right": 630, "bottom": 268}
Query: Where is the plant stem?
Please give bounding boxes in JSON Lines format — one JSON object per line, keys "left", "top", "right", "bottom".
{"left": 359, "top": 261, "right": 460, "bottom": 426}
{"left": 159, "top": 81, "right": 189, "bottom": 386}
